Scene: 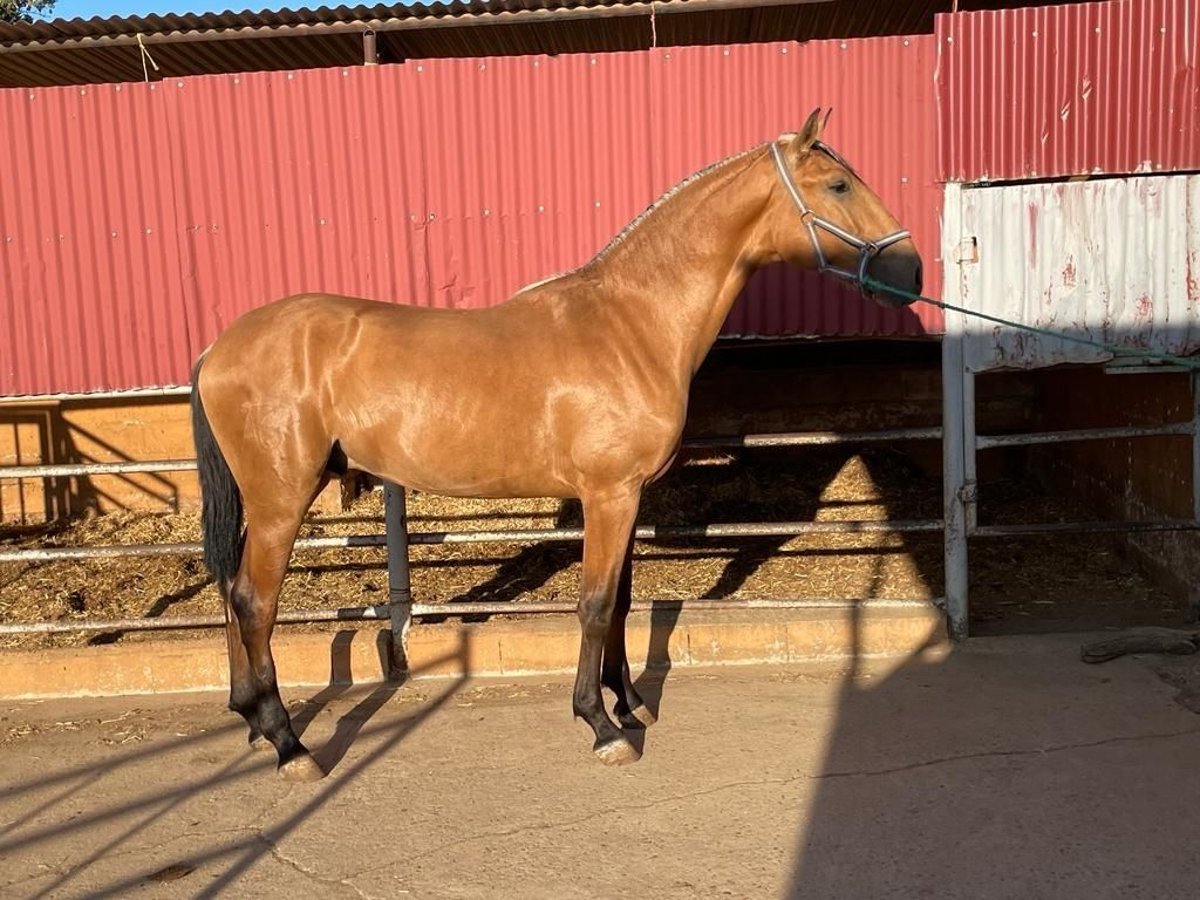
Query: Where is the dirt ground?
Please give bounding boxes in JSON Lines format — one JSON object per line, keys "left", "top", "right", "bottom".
{"left": 1, "top": 446, "right": 1189, "bottom": 649}
{"left": 1, "top": 634, "right": 1199, "bottom": 899}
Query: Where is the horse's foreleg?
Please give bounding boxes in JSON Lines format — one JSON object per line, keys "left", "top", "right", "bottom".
{"left": 230, "top": 516, "right": 323, "bottom": 782}
{"left": 601, "top": 543, "right": 656, "bottom": 729}
{"left": 574, "top": 489, "right": 642, "bottom": 766}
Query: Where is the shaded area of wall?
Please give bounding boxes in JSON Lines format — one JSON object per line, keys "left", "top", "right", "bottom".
{"left": 0, "top": 398, "right": 196, "bottom": 524}
{"left": 1020, "top": 365, "right": 1200, "bottom": 614}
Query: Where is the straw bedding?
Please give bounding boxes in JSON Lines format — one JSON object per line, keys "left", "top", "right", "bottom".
{"left": 0, "top": 447, "right": 1183, "bottom": 649}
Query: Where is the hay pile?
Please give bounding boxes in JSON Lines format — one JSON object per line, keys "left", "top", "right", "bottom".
{"left": 0, "top": 446, "right": 1184, "bottom": 648}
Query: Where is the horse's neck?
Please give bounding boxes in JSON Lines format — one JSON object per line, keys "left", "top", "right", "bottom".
{"left": 586, "top": 150, "right": 773, "bottom": 378}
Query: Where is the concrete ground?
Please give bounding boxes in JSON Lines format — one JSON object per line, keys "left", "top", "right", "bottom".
{"left": 1, "top": 633, "right": 1199, "bottom": 900}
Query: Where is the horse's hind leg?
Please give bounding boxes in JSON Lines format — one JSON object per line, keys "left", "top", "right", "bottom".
{"left": 229, "top": 500, "right": 323, "bottom": 782}
{"left": 601, "top": 543, "right": 656, "bottom": 729}
{"left": 213, "top": 533, "right": 270, "bottom": 752}
{"left": 223, "top": 596, "right": 270, "bottom": 751}
{"left": 574, "top": 488, "right": 642, "bottom": 765}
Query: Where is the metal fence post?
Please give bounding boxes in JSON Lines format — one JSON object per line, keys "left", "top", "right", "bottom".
{"left": 962, "top": 369, "right": 979, "bottom": 534}
{"left": 1193, "top": 371, "right": 1200, "bottom": 525}
{"left": 384, "top": 482, "right": 413, "bottom": 675}
{"left": 942, "top": 182, "right": 970, "bottom": 641}
{"left": 943, "top": 329, "right": 970, "bottom": 641}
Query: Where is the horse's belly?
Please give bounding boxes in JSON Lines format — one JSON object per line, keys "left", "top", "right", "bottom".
{"left": 341, "top": 421, "right": 572, "bottom": 500}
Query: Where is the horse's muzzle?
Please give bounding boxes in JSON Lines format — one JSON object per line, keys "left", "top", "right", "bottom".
{"left": 863, "top": 246, "right": 923, "bottom": 308}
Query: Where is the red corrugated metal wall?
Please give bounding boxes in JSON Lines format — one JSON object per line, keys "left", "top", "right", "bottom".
{"left": 0, "top": 37, "right": 942, "bottom": 397}
{"left": 937, "top": 0, "right": 1200, "bottom": 182}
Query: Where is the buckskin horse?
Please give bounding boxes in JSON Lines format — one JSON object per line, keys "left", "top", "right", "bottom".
{"left": 190, "top": 109, "right": 923, "bottom": 781}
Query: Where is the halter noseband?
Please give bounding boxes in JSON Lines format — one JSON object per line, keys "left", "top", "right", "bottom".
{"left": 769, "top": 141, "right": 911, "bottom": 286}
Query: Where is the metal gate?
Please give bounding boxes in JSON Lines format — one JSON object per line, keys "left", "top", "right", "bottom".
{"left": 940, "top": 178, "right": 1200, "bottom": 639}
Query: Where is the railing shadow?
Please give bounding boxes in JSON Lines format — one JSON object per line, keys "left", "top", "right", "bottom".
{"left": 0, "top": 407, "right": 61, "bottom": 522}
{"left": 0, "top": 400, "right": 184, "bottom": 525}
{"left": 426, "top": 446, "right": 875, "bottom": 623}
{"left": 633, "top": 443, "right": 942, "bottom": 730}
{"left": 0, "top": 630, "right": 472, "bottom": 898}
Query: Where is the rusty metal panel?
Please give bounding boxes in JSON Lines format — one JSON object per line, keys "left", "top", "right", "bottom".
{"left": 955, "top": 174, "right": 1200, "bottom": 372}
{"left": 937, "top": 0, "right": 1200, "bottom": 183}
{"left": 0, "top": 37, "right": 941, "bottom": 397}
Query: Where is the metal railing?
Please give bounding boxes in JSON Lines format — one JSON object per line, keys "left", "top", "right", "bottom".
{"left": 0, "top": 427, "right": 943, "bottom": 482}
{"left": 8, "top": 406, "right": 1199, "bottom": 646}
{"left": 0, "top": 425, "right": 947, "bottom": 643}
{"left": 941, "top": 345, "right": 1200, "bottom": 639}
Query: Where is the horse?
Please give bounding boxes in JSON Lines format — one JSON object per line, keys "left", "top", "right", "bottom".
{"left": 190, "top": 108, "right": 923, "bottom": 782}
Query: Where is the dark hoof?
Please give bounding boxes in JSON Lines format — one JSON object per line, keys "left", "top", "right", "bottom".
{"left": 594, "top": 735, "right": 641, "bottom": 767}
{"left": 277, "top": 752, "right": 325, "bottom": 783}
{"left": 618, "top": 705, "right": 657, "bottom": 729}
{"left": 249, "top": 733, "right": 273, "bottom": 752}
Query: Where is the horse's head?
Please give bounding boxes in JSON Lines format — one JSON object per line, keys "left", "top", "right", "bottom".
{"left": 762, "top": 108, "right": 923, "bottom": 308}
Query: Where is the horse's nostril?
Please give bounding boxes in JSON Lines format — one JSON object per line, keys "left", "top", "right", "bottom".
{"left": 914, "top": 260, "right": 923, "bottom": 294}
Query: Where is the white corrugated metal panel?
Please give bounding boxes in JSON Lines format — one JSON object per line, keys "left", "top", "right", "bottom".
{"left": 953, "top": 174, "right": 1200, "bottom": 372}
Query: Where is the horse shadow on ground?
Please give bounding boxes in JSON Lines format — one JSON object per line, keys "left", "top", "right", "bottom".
{"left": 0, "top": 631, "right": 473, "bottom": 899}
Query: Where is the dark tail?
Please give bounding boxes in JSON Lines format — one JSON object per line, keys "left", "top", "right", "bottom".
{"left": 190, "top": 357, "right": 244, "bottom": 588}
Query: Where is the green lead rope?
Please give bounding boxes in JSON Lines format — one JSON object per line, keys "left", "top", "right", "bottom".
{"left": 859, "top": 275, "right": 1200, "bottom": 371}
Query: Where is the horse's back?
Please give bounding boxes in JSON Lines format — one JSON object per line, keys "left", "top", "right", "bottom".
{"left": 196, "top": 285, "right": 676, "bottom": 498}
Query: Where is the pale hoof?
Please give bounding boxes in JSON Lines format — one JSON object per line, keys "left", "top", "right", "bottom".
{"left": 594, "top": 736, "right": 641, "bottom": 767}
{"left": 277, "top": 753, "right": 325, "bottom": 783}
{"left": 619, "top": 705, "right": 657, "bottom": 729}
{"left": 249, "top": 734, "right": 273, "bottom": 752}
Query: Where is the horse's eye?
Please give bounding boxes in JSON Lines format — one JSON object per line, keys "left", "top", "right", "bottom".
{"left": 830, "top": 180, "right": 851, "bottom": 195}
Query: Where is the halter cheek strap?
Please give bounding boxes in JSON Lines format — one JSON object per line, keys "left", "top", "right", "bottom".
{"left": 769, "top": 142, "right": 911, "bottom": 285}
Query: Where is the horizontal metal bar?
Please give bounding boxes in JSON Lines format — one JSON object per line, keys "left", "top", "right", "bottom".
{"left": 0, "top": 607, "right": 394, "bottom": 634}
{"left": 972, "top": 520, "right": 1200, "bottom": 537}
{"left": 0, "top": 519, "right": 942, "bottom": 563}
{"left": 0, "top": 535, "right": 379, "bottom": 563}
{"left": 415, "top": 598, "right": 937, "bottom": 616}
{"left": 1103, "top": 364, "right": 1196, "bottom": 375}
{"left": 684, "top": 427, "right": 942, "bottom": 449}
{"left": 1, "top": 459, "right": 198, "bottom": 479}
{"left": 420, "top": 520, "right": 943, "bottom": 544}
{"left": 0, "top": 596, "right": 940, "bottom": 636}
{"left": 0, "top": 540, "right": 204, "bottom": 562}
{"left": 0, "top": 427, "right": 944, "bottom": 480}
{"left": 0, "top": 386, "right": 191, "bottom": 403}
{"left": 976, "top": 422, "right": 1194, "bottom": 449}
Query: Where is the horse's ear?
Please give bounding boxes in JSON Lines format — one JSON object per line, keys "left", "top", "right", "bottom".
{"left": 794, "top": 107, "right": 825, "bottom": 151}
